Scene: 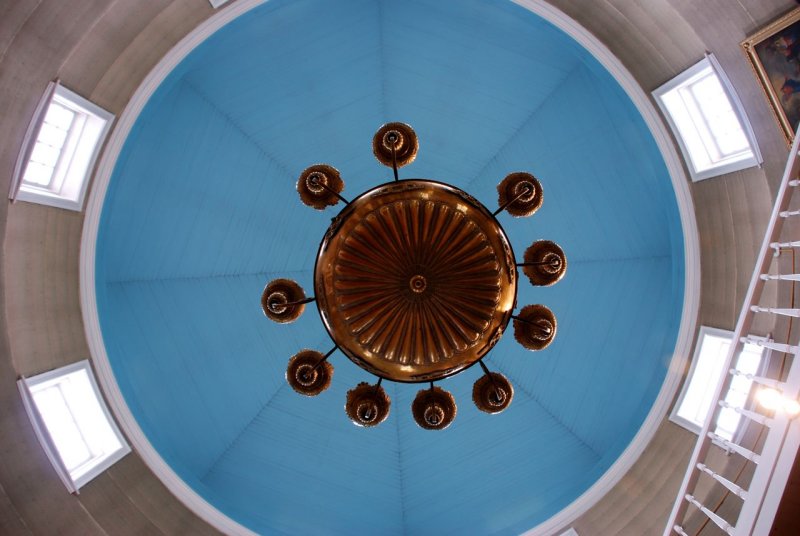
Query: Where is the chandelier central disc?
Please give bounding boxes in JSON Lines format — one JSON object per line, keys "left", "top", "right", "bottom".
{"left": 314, "top": 179, "right": 517, "bottom": 383}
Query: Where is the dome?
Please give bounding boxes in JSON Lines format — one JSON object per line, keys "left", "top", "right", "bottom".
{"left": 86, "top": 1, "right": 690, "bottom": 533}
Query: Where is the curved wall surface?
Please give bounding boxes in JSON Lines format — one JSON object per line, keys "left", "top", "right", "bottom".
{"left": 91, "top": 1, "right": 685, "bottom": 534}
{"left": 0, "top": 1, "right": 793, "bottom": 535}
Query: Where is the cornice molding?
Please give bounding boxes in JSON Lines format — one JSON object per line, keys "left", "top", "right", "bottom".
{"left": 80, "top": 1, "right": 268, "bottom": 534}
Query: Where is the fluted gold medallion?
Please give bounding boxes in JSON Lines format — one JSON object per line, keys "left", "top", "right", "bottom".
{"left": 315, "top": 180, "right": 516, "bottom": 382}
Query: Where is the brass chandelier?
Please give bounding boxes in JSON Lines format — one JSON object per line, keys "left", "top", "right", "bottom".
{"left": 262, "top": 123, "right": 566, "bottom": 430}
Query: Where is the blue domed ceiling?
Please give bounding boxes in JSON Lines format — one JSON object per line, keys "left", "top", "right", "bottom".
{"left": 93, "top": 0, "right": 686, "bottom": 534}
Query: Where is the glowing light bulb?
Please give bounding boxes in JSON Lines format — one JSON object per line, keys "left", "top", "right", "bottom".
{"left": 783, "top": 398, "right": 800, "bottom": 416}
{"left": 756, "top": 387, "right": 782, "bottom": 411}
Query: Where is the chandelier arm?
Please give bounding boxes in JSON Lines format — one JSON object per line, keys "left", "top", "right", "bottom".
{"left": 361, "top": 377, "right": 385, "bottom": 421}
{"left": 391, "top": 142, "right": 399, "bottom": 181}
{"left": 511, "top": 315, "right": 553, "bottom": 336}
{"left": 384, "top": 130, "right": 401, "bottom": 181}
{"left": 492, "top": 185, "right": 533, "bottom": 216}
{"left": 516, "top": 259, "right": 561, "bottom": 268}
{"left": 309, "top": 175, "right": 350, "bottom": 205}
{"left": 267, "top": 296, "right": 316, "bottom": 312}
{"left": 478, "top": 359, "right": 493, "bottom": 378}
{"left": 478, "top": 359, "right": 503, "bottom": 399}
{"left": 359, "top": 377, "right": 386, "bottom": 422}
{"left": 312, "top": 345, "right": 339, "bottom": 371}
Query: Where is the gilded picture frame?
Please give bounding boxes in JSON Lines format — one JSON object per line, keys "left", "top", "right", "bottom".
{"left": 742, "top": 8, "right": 800, "bottom": 144}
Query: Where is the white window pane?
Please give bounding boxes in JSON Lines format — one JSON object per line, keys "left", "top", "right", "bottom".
{"left": 715, "top": 407, "right": 739, "bottom": 441}
{"left": 674, "top": 328, "right": 765, "bottom": 439}
{"left": 689, "top": 73, "right": 721, "bottom": 101}
{"left": 725, "top": 386, "right": 752, "bottom": 407}
{"left": 22, "top": 161, "right": 55, "bottom": 187}
{"left": 654, "top": 56, "right": 758, "bottom": 180}
{"left": 737, "top": 346, "right": 762, "bottom": 373}
{"left": 61, "top": 371, "right": 122, "bottom": 464}
{"left": 676, "top": 335, "right": 730, "bottom": 427}
{"left": 729, "top": 374, "right": 751, "bottom": 394}
{"left": 17, "top": 83, "right": 114, "bottom": 210}
{"left": 37, "top": 123, "right": 69, "bottom": 149}
{"left": 23, "top": 361, "right": 129, "bottom": 490}
{"left": 44, "top": 102, "right": 75, "bottom": 130}
{"left": 30, "top": 141, "right": 61, "bottom": 167}
{"left": 679, "top": 83, "right": 722, "bottom": 163}
{"left": 32, "top": 386, "right": 93, "bottom": 471}
{"left": 688, "top": 72, "right": 750, "bottom": 158}
{"left": 662, "top": 92, "right": 713, "bottom": 171}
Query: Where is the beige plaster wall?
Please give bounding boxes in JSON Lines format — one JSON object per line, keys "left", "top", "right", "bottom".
{"left": 0, "top": 1, "right": 219, "bottom": 534}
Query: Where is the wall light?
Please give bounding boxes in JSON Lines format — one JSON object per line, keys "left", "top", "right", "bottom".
{"left": 756, "top": 387, "right": 800, "bottom": 416}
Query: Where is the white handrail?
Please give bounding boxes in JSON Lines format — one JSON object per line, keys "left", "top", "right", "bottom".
{"left": 696, "top": 463, "right": 747, "bottom": 499}
{"left": 684, "top": 494, "right": 734, "bottom": 534}
{"left": 718, "top": 399, "right": 771, "bottom": 427}
{"left": 735, "top": 349, "right": 800, "bottom": 534}
{"left": 663, "top": 122, "right": 800, "bottom": 535}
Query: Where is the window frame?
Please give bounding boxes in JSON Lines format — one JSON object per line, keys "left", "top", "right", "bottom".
{"left": 17, "top": 360, "right": 130, "bottom": 493}
{"left": 653, "top": 54, "right": 762, "bottom": 182}
{"left": 9, "top": 81, "right": 114, "bottom": 211}
{"left": 670, "top": 325, "right": 768, "bottom": 441}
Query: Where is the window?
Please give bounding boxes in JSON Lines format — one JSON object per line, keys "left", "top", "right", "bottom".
{"left": 671, "top": 326, "right": 768, "bottom": 442}
{"left": 653, "top": 54, "right": 762, "bottom": 181}
{"left": 208, "top": 0, "right": 231, "bottom": 7}
{"left": 10, "top": 81, "right": 113, "bottom": 211}
{"left": 18, "top": 360, "right": 129, "bottom": 492}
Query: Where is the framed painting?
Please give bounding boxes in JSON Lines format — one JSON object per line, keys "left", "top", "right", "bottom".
{"left": 742, "top": 8, "right": 800, "bottom": 144}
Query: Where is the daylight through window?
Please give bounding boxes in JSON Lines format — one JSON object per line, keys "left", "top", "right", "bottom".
{"left": 653, "top": 55, "right": 761, "bottom": 181}
{"left": 18, "top": 360, "right": 129, "bottom": 492}
{"left": 11, "top": 82, "right": 113, "bottom": 211}
{"left": 671, "top": 326, "right": 768, "bottom": 441}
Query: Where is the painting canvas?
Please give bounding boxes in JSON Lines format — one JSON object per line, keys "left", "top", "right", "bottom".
{"left": 743, "top": 8, "right": 800, "bottom": 143}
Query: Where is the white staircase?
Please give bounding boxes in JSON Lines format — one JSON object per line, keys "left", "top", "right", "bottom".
{"left": 664, "top": 127, "right": 800, "bottom": 535}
